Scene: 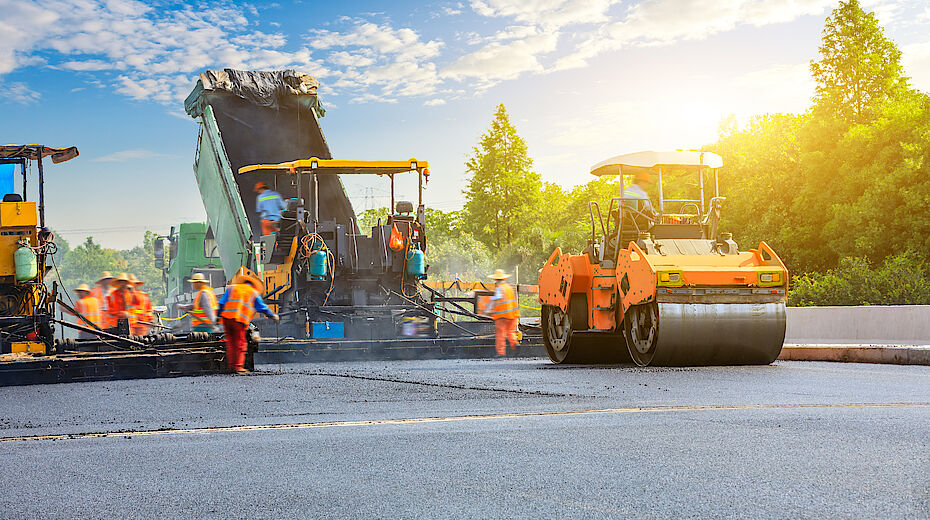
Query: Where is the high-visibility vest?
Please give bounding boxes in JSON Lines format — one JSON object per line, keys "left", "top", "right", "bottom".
{"left": 490, "top": 283, "right": 519, "bottom": 320}
{"left": 107, "top": 289, "right": 139, "bottom": 327}
{"left": 75, "top": 296, "right": 103, "bottom": 329}
{"left": 220, "top": 284, "right": 258, "bottom": 325}
{"left": 190, "top": 287, "right": 217, "bottom": 327}
{"left": 92, "top": 285, "right": 114, "bottom": 328}
{"left": 137, "top": 291, "right": 153, "bottom": 323}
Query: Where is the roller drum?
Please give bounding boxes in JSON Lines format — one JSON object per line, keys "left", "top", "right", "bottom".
{"left": 650, "top": 302, "right": 786, "bottom": 366}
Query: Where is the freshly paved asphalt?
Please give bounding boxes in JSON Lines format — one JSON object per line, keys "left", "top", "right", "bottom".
{"left": 1, "top": 359, "right": 929, "bottom": 518}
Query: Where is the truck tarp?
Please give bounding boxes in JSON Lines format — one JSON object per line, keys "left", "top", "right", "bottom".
{"left": 185, "top": 69, "right": 325, "bottom": 118}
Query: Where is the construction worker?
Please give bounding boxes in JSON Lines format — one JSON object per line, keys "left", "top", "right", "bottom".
{"left": 176, "top": 273, "right": 218, "bottom": 332}
{"left": 92, "top": 271, "right": 115, "bottom": 329}
{"left": 623, "top": 170, "right": 655, "bottom": 215}
{"left": 129, "top": 274, "right": 153, "bottom": 336}
{"left": 107, "top": 272, "right": 140, "bottom": 334}
{"left": 217, "top": 269, "right": 278, "bottom": 373}
{"left": 69, "top": 284, "right": 103, "bottom": 339}
{"left": 255, "top": 181, "right": 286, "bottom": 236}
{"left": 483, "top": 269, "right": 520, "bottom": 357}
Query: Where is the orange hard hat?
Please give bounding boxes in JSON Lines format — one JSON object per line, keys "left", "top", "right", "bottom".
{"left": 254, "top": 181, "right": 269, "bottom": 192}
{"left": 635, "top": 170, "right": 653, "bottom": 185}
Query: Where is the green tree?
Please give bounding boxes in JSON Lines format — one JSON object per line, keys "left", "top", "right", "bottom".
{"left": 810, "top": 0, "right": 908, "bottom": 123}
{"left": 462, "top": 104, "right": 542, "bottom": 250}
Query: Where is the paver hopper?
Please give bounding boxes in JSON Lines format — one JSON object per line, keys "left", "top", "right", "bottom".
{"left": 538, "top": 151, "right": 787, "bottom": 366}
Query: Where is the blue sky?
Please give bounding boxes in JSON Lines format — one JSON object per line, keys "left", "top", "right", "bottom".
{"left": 2, "top": 0, "right": 929, "bottom": 248}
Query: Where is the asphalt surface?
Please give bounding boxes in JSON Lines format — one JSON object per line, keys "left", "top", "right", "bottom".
{"left": 1, "top": 359, "right": 929, "bottom": 518}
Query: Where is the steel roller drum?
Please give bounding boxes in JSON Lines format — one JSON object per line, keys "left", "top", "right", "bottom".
{"left": 649, "top": 302, "right": 786, "bottom": 366}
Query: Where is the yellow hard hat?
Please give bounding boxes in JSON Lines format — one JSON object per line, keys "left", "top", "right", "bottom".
{"left": 97, "top": 271, "right": 115, "bottom": 284}
{"left": 187, "top": 273, "right": 210, "bottom": 284}
{"left": 74, "top": 283, "right": 92, "bottom": 293}
{"left": 488, "top": 269, "right": 512, "bottom": 280}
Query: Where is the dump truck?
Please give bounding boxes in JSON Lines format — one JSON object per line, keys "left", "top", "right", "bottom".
{"left": 538, "top": 151, "right": 787, "bottom": 366}
{"left": 175, "top": 69, "right": 458, "bottom": 347}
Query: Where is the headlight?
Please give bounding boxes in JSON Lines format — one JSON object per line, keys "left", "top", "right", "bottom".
{"left": 656, "top": 270, "right": 684, "bottom": 287}
{"left": 758, "top": 271, "right": 783, "bottom": 287}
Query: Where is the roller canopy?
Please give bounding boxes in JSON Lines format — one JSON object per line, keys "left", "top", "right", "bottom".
{"left": 239, "top": 158, "right": 430, "bottom": 176}
{"left": 0, "top": 145, "right": 79, "bottom": 164}
{"left": 590, "top": 151, "right": 723, "bottom": 176}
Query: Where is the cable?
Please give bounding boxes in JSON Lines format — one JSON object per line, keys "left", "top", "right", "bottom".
{"left": 161, "top": 313, "right": 189, "bottom": 321}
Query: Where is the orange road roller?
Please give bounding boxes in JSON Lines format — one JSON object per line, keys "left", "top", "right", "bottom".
{"left": 538, "top": 151, "right": 787, "bottom": 366}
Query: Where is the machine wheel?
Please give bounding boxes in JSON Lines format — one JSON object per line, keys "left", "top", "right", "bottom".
{"left": 624, "top": 302, "right": 658, "bottom": 366}
{"left": 542, "top": 304, "right": 575, "bottom": 364}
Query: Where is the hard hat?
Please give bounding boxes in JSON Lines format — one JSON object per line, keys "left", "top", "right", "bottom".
{"left": 74, "top": 283, "right": 91, "bottom": 293}
{"left": 488, "top": 269, "right": 512, "bottom": 280}
{"left": 113, "top": 272, "right": 131, "bottom": 284}
{"left": 635, "top": 170, "right": 653, "bottom": 184}
{"left": 254, "top": 181, "right": 269, "bottom": 193}
{"left": 231, "top": 267, "right": 265, "bottom": 293}
{"left": 128, "top": 274, "right": 144, "bottom": 286}
{"left": 97, "top": 271, "right": 115, "bottom": 284}
{"left": 187, "top": 273, "right": 210, "bottom": 284}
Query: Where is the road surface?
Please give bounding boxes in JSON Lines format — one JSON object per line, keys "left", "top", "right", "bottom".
{"left": 1, "top": 359, "right": 928, "bottom": 518}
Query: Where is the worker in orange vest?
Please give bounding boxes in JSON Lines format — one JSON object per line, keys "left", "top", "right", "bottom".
{"left": 129, "top": 274, "right": 153, "bottom": 335}
{"left": 92, "top": 271, "right": 115, "bottom": 329}
{"left": 67, "top": 284, "right": 103, "bottom": 339}
{"left": 217, "top": 268, "right": 278, "bottom": 373}
{"left": 107, "top": 272, "right": 140, "bottom": 334}
{"left": 176, "top": 273, "right": 218, "bottom": 332}
{"left": 483, "top": 269, "right": 520, "bottom": 357}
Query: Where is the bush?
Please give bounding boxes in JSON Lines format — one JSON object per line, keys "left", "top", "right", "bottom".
{"left": 788, "top": 251, "right": 930, "bottom": 306}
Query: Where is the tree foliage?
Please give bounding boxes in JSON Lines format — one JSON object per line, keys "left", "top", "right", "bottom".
{"left": 462, "top": 104, "right": 542, "bottom": 249}
{"left": 52, "top": 233, "right": 165, "bottom": 306}
{"left": 810, "top": 0, "right": 907, "bottom": 123}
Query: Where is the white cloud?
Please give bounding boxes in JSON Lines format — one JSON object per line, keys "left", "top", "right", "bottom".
{"left": 424, "top": 98, "right": 446, "bottom": 106}
{"left": 442, "top": 33, "right": 558, "bottom": 84}
{"left": 0, "top": 80, "right": 40, "bottom": 103}
{"left": 92, "top": 149, "right": 169, "bottom": 162}
{"left": 0, "top": 1, "right": 327, "bottom": 105}
{"left": 555, "top": 0, "right": 833, "bottom": 71}
{"left": 307, "top": 21, "right": 444, "bottom": 101}
{"left": 310, "top": 22, "right": 442, "bottom": 61}
{"left": 469, "top": 0, "right": 618, "bottom": 28}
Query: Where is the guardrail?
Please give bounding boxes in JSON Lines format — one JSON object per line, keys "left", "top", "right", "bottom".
{"left": 785, "top": 305, "right": 930, "bottom": 345}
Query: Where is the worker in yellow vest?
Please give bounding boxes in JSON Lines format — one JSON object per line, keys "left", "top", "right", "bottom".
{"left": 217, "top": 268, "right": 278, "bottom": 373}
{"left": 68, "top": 284, "right": 103, "bottom": 339}
{"left": 176, "top": 273, "right": 218, "bottom": 332}
{"left": 483, "top": 269, "right": 520, "bottom": 357}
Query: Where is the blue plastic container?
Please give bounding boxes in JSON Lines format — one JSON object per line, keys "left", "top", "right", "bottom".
{"left": 310, "top": 250, "right": 327, "bottom": 280}
{"left": 312, "top": 321, "right": 344, "bottom": 339}
{"left": 406, "top": 245, "right": 425, "bottom": 277}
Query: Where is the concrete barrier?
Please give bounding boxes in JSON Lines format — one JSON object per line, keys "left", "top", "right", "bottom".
{"left": 785, "top": 305, "right": 930, "bottom": 346}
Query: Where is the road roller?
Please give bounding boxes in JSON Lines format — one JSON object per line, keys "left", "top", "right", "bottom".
{"left": 537, "top": 151, "right": 788, "bottom": 366}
